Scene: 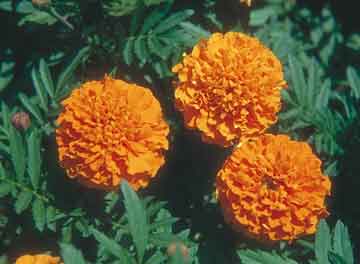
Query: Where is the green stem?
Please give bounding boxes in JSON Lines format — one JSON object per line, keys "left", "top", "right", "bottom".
{"left": 49, "top": 7, "right": 74, "bottom": 30}
{"left": 1, "top": 177, "right": 49, "bottom": 203}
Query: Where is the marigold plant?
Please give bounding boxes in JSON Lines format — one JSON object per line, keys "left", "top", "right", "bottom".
{"left": 56, "top": 76, "right": 169, "bottom": 190}
{"left": 15, "top": 254, "right": 62, "bottom": 264}
{"left": 173, "top": 32, "right": 286, "bottom": 147}
{"left": 216, "top": 134, "right": 331, "bottom": 241}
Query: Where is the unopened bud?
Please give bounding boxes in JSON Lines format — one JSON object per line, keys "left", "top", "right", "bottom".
{"left": 11, "top": 112, "right": 31, "bottom": 130}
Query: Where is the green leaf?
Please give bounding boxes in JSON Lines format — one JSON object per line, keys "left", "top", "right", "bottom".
{"left": 315, "top": 220, "right": 332, "bottom": 264}
{"left": 0, "top": 49, "right": 15, "bottom": 93}
{"left": 328, "top": 252, "right": 348, "bottom": 264}
{"left": 15, "top": 190, "right": 33, "bottom": 214}
{"left": 32, "top": 198, "right": 46, "bottom": 231}
{"left": 333, "top": 221, "right": 354, "bottom": 264}
{"left": 237, "top": 249, "right": 298, "bottom": 264}
{"left": 347, "top": 67, "right": 360, "bottom": 99}
{"left": 1, "top": 102, "right": 11, "bottom": 131}
{"left": 0, "top": 0, "right": 36, "bottom": 14}
{"left": 18, "top": 93, "right": 44, "bottom": 125}
{"left": 0, "top": 182, "right": 12, "bottom": 198}
{"left": 60, "top": 243, "right": 87, "bottom": 264}
{"left": 27, "top": 130, "right": 42, "bottom": 189}
{"left": 123, "top": 38, "right": 135, "bottom": 65}
{"left": 153, "top": 9, "right": 194, "bottom": 34}
{"left": 144, "top": 251, "right": 167, "bottom": 264}
{"left": 46, "top": 205, "right": 57, "bottom": 231}
{"left": 91, "top": 228, "right": 127, "bottom": 261}
{"left": 18, "top": 11, "right": 57, "bottom": 26}
{"left": 121, "top": 180, "right": 149, "bottom": 263}
{"left": 39, "top": 59, "right": 56, "bottom": 99}
{"left": 139, "top": 3, "right": 172, "bottom": 34}
{"left": 249, "top": 6, "right": 277, "bottom": 26}
{"left": 8, "top": 125, "right": 26, "bottom": 181}
{"left": 32, "top": 67, "right": 49, "bottom": 111}
{"left": 134, "top": 36, "right": 148, "bottom": 63}
{"left": 56, "top": 47, "right": 90, "bottom": 98}
{"left": 288, "top": 55, "right": 307, "bottom": 105}
{"left": 179, "top": 22, "right": 210, "bottom": 39}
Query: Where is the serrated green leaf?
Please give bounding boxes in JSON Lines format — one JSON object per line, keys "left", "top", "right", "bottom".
{"left": 347, "top": 67, "right": 360, "bottom": 99}
{"left": 134, "top": 36, "right": 148, "bottom": 63}
{"left": 153, "top": 9, "right": 194, "bottom": 34}
{"left": 18, "top": 93, "right": 44, "bottom": 125}
{"left": 8, "top": 125, "right": 26, "bottom": 181}
{"left": 237, "top": 249, "right": 298, "bottom": 264}
{"left": 31, "top": 67, "right": 49, "bottom": 111}
{"left": 15, "top": 190, "right": 33, "bottom": 214}
{"left": 27, "top": 130, "right": 42, "bottom": 189}
{"left": 147, "top": 36, "right": 167, "bottom": 59}
{"left": 123, "top": 38, "right": 134, "bottom": 65}
{"left": 39, "top": 59, "right": 56, "bottom": 99}
{"left": 315, "top": 220, "right": 332, "bottom": 264}
{"left": 91, "top": 228, "right": 127, "bottom": 261}
{"left": 32, "top": 198, "right": 46, "bottom": 231}
{"left": 121, "top": 180, "right": 149, "bottom": 263}
{"left": 288, "top": 55, "right": 307, "bottom": 105}
{"left": 139, "top": 3, "right": 172, "bottom": 34}
{"left": 60, "top": 243, "right": 87, "bottom": 264}
{"left": 179, "top": 21, "right": 210, "bottom": 39}
{"left": 56, "top": 47, "right": 90, "bottom": 98}
{"left": 333, "top": 221, "right": 354, "bottom": 264}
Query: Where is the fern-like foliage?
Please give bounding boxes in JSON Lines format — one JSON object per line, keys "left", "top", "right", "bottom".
{"left": 121, "top": 1, "right": 210, "bottom": 78}
{"left": 237, "top": 220, "right": 354, "bottom": 264}
{"left": 92, "top": 181, "right": 199, "bottom": 264}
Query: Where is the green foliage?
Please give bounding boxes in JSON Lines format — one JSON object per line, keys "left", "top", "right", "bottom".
{"left": 0, "top": 49, "right": 15, "bottom": 93}
{"left": 121, "top": 2, "right": 209, "bottom": 78}
{"left": 1, "top": 0, "right": 359, "bottom": 263}
{"left": 93, "top": 181, "right": 198, "bottom": 264}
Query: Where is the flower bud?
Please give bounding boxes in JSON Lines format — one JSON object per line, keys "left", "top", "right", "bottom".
{"left": 166, "top": 242, "right": 189, "bottom": 261}
{"left": 11, "top": 112, "right": 31, "bottom": 130}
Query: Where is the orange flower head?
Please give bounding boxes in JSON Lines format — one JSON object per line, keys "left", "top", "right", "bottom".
{"left": 15, "top": 254, "right": 61, "bottom": 264}
{"left": 216, "top": 134, "right": 331, "bottom": 241}
{"left": 173, "top": 32, "right": 286, "bottom": 147}
{"left": 56, "top": 76, "right": 169, "bottom": 191}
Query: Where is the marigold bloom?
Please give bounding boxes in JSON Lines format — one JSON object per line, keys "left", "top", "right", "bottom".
{"left": 15, "top": 254, "right": 61, "bottom": 264}
{"left": 56, "top": 76, "right": 169, "bottom": 190}
{"left": 173, "top": 32, "right": 286, "bottom": 147}
{"left": 216, "top": 134, "right": 331, "bottom": 241}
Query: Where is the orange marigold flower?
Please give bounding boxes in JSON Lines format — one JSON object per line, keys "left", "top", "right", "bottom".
{"left": 216, "top": 134, "right": 331, "bottom": 241}
{"left": 56, "top": 76, "right": 169, "bottom": 191}
{"left": 173, "top": 32, "right": 286, "bottom": 147}
{"left": 15, "top": 254, "right": 61, "bottom": 264}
